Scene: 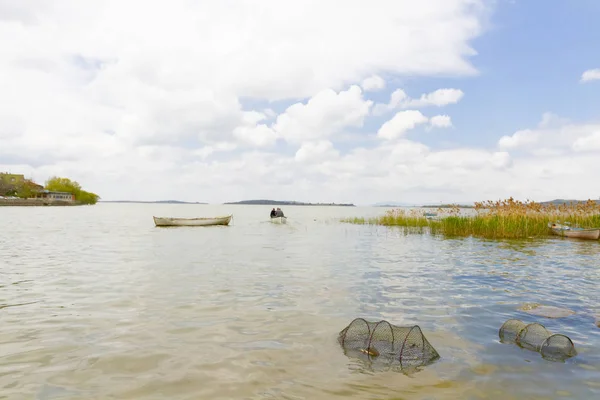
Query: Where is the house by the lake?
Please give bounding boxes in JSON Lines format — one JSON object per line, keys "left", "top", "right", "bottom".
{"left": 35, "top": 190, "right": 75, "bottom": 202}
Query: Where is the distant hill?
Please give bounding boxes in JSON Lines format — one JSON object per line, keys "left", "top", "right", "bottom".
{"left": 539, "top": 199, "right": 600, "bottom": 206}
{"left": 421, "top": 203, "right": 475, "bottom": 208}
{"left": 101, "top": 200, "right": 207, "bottom": 204}
{"left": 224, "top": 199, "right": 355, "bottom": 207}
{"left": 373, "top": 202, "right": 417, "bottom": 207}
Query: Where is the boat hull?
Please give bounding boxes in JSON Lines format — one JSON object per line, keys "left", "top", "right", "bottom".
{"left": 153, "top": 215, "right": 232, "bottom": 227}
{"left": 549, "top": 223, "right": 600, "bottom": 240}
{"left": 270, "top": 216, "right": 287, "bottom": 224}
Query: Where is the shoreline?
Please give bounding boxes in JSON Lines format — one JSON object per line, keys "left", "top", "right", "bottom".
{"left": 0, "top": 199, "right": 84, "bottom": 207}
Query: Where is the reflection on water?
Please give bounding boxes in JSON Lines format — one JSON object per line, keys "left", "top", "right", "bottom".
{"left": 0, "top": 204, "right": 599, "bottom": 399}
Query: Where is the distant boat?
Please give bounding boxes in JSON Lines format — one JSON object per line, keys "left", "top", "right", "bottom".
{"left": 153, "top": 215, "right": 232, "bottom": 227}
{"left": 548, "top": 222, "right": 600, "bottom": 240}
{"left": 270, "top": 216, "right": 287, "bottom": 224}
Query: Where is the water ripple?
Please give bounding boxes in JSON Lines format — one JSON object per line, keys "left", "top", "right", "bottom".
{"left": 1, "top": 204, "right": 599, "bottom": 399}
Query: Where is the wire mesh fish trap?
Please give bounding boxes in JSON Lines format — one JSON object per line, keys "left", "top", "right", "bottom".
{"left": 499, "top": 319, "right": 577, "bottom": 362}
{"left": 337, "top": 318, "right": 440, "bottom": 372}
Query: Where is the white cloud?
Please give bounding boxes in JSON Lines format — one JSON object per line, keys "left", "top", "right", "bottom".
{"left": 233, "top": 124, "right": 279, "bottom": 148}
{"left": 192, "top": 142, "right": 237, "bottom": 160}
{"left": 424, "top": 149, "right": 511, "bottom": 170}
{"left": 490, "top": 151, "right": 512, "bottom": 169}
{"left": 498, "top": 129, "right": 540, "bottom": 149}
{"left": 272, "top": 85, "right": 372, "bottom": 144}
{"left": 580, "top": 69, "right": 600, "bottom": 83}
{"left": 498, "top": 114, "right": 600, "bottom": 155}
{"left": 572, "top": 132, "right": 600, "bottom": 152}
{"left": 430, "top": 115, "right": 453, "bottom": 128}
{"left": 373, "top": 88, "right": 464, "bottom": 115}
{"left": 232, "top": 111, "right": 279, "bottom": 148}
{"left": 263, "top": 108, "right": 277, "bottom": 119}
{"left": 361, "top": 75, "right": 386, "bottom": 92}
{"left": 403, "top": 88, "right": 465, "bottom": 108}
{"left": 389, "top": 89, "right": 409, "bottom": 108}
{"left": 295, "top": 141, "right": 339, "bottom": 163}
{"left": 377, "top": 110, "right": 429, "bottom": 140}
{"left": 5, "top": 1, "right": 599, "bottom": 205}
{"left": 538, "top": 112, "right": 570, "bottom": 128}
{"left": 0, "top": 0, "right": 485, "bottom": 149}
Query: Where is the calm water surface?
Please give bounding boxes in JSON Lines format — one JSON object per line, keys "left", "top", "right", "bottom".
{"left": 1, "top": 204, "right": 600, "bottom": 399}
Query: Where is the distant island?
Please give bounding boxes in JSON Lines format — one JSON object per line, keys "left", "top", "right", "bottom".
{"left": 373, "top": 202, "right": 417, "bottom": 207}
{"left": 101, "top": 200, "right": 207, "bottom": 204}
{"left": 375, "top": 204, "right": 415, "bottom": 208}
{"left": 224, "top": 199, "right": 356, "bottom": 207}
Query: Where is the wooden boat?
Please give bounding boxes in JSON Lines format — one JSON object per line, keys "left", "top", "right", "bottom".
{"left": 153, "top": 215, "right": 232, "bottom": 227}
{"left": 548, "top": 223, "right": 600, "bottom": 240}
{"left": 270, "top": 216, "right": 287, "bottom": 224}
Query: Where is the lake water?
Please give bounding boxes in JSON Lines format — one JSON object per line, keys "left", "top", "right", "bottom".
{"left": 1, "top": 204, "right": 600, "bottom": 399}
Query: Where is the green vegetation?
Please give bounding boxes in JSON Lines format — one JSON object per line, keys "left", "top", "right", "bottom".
{"left": 342, "top": 198, "right": 600, "bottom": 239}
{"left": 0, "top": 174, "right": 42, "bottom": 198}
{"left": 45, "top": 176, "right": 100, "bottom": 205}
{"left": 0, "top": 181, "right": 18, "bottom": 197}
{"left": 15, "top": 180, "right": 42, "bottom": 199}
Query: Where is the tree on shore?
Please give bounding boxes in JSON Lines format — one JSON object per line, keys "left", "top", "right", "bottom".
{"left": 0, "top": 180, "right": 16, "bottom": 196}
{"left": 45, "top": 176, "right": 100, "bottom": 205}
{"left": 16, "top": 180, "right": 42, "bottom": 199}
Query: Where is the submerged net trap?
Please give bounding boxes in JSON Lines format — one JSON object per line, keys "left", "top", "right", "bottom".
{"left": 337, "top": 318, "right": 440, "bottom": 371}
{"left": 499, "top": 319, "right": 577, "bottom": 361}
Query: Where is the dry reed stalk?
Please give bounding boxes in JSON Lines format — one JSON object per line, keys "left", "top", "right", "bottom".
{"left": 342, "top": 198, "right": 600, "bottom": 239}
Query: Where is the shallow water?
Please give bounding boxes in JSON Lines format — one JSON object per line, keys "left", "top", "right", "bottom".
{"left": 1, "top": 203, "right": 599, "bottom": 399}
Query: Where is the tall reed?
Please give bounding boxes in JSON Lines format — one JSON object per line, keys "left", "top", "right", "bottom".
{"left": 342, "top": 198, "right": 600, "bottom": 239}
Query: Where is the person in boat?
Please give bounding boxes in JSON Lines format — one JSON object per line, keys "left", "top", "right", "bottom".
{"left": 274, "top": 207, "right": 285, "bottom": 218}
{"left": 270, "top": 208, "right": 277, "bottom": 218}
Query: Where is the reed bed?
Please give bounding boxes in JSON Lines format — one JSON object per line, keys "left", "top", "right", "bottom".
{"left": 342, "top": 198, "right": 600, "bottom": 239}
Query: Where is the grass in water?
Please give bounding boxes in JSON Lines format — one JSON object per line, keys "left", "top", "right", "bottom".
{"left": 342, "top": 198, "right": 600, "bottom": 239}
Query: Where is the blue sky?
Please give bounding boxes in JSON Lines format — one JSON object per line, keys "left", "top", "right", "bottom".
{"left": 358, "top": 0, "right": 600, "bottom": 150}
{"left": 451, "top": 0, "right": 600, "bottom": 145}
{"left": 239, "top": 0, "right": 600, "bottom": 155}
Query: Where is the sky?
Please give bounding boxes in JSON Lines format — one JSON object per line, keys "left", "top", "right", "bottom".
{"left": 1, "top": 0, "right": 599, "bottom": 205}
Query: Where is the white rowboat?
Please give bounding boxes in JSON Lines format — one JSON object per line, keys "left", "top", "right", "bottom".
{"left": 153, "top": 215, "right": 232, "bottom": 227}
{"left": 270, "top": 216, "right": 287, "bottom": 224}
{"left": 548, "top": 222, "right": 600, "bottom": 240}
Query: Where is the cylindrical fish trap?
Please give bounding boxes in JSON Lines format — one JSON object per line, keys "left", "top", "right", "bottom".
{"left": 499, "top": 319, "right": 576, "bottom": 361}
{"left": 337, "top": 318, "right": 440, "bottom": 371}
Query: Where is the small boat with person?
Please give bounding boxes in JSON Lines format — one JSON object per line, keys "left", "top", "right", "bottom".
{"left": 153, "top": 214, "right": 233, "bottom": 227}
{"left": 548, "top": 222, "right": 600, "bottom": 240}
{"left": 269, "top": 207, "right": 287, "bottom": 224}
